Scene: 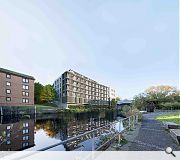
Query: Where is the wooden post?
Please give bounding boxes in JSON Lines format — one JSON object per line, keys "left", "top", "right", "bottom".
{"left": 118, "top": 134, "right": 121, "bottom": 144}
{"left": 136, "top": 114, "right": 138, "bottom": 124}
{"left": 132, "top": 116, "right": 133, "bottom": 128}
{"left": 0, "top": 106, "right": 3, "bottom": 116}
{"left": 92, "top": 131, "right": 95, "bottom": 151}
{"left": 128, "top": 117, "right": 131, "bottom": 130}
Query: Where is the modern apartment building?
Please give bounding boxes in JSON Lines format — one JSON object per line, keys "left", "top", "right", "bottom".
{"left": 53, "top": 69, "right": 110, "bottom": 108}
{"left": 0, "top": 68, "right": 35, "bottom": 107}
{"left": 110, "top": 88, "right": 116, "bottom": 100}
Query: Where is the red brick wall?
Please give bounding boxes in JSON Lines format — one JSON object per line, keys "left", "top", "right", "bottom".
{"left": 0, "top": 71, "right": 34, "bottom": 106}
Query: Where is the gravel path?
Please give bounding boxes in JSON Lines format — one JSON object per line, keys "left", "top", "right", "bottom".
{"left": 128, "top": 112, "right": 180, "bottom": 151}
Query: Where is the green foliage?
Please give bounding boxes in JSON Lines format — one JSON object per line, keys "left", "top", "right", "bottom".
{"left": 121, "top": 105, "right": 140, "bottom": 117}
{"left": 133, "top": 85, "right": 180, "bottom": 111}
{"left": 120, "top": 137, "right": 128, "bottom": 145}
{"left": 111, "top": 98, "right": 117, "bottom": 106}
{"left": 34, "top": 82, "right": 43, "bottom": 104}
{"left": 158, "top": 102, "right": 180, "bottom": 110}
{"left": 132, "top": 93, "right": 147, "bottom": 110}
{"left": 40, "top": 84, "right": 57, "bottom": 103}
{"left": 116, "top": 97, "right": 121, "bottom": 101}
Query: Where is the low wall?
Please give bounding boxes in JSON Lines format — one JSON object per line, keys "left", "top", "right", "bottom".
{"left": 0, "top": 106, "right": 35, "bottom": 116}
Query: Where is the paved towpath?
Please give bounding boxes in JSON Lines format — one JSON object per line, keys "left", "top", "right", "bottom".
{"left": 128, "top": 112, "right": 180, "bottom": 151}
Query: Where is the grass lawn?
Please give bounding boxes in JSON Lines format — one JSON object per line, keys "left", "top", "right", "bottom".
{"left": 156, "top": 113, "right": 180, "bottom": 124}
{"left": 35, "top": 104, "right": 58, "bottom": 110}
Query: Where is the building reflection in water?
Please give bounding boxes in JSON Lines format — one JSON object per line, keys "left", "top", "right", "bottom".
{"left": 35, "top": 111, "right": 117, "bottom": 151}
{"left": 0, "top": 116, "right": 35, "bottom": 151}
{"left": 0, "top": 110, "right": 117, "bottom": 151}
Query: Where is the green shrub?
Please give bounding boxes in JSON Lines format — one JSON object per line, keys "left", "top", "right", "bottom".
{"left": 122, "top": 105, "right": 142, "bottom": 119}
{"left": 159, "top": 102, "right": 180, "bottom": 110}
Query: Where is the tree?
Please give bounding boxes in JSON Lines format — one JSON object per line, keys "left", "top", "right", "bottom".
{"left": 111, "top": 98, "right": 117, "bottom": 106}
{"left": 40, "top": 84, "right": 57, "bottom": 103}
{"left": 133, "top": 85, "right": 179, "bottom": 110}
{"left": 145, "top": 85, "right": 178, "bottom": 103}
{"left": 34, "top": 82, "right": 44, "bottom": 104}
{"left": 132, "top": 93, "right": 147, "bottom": 110}
{"left": 115, "top": 96, "right": 121, "bottom": 101}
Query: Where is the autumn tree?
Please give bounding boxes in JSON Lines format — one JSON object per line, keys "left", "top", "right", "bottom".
{"left": 40, "top": 84, "right": 57, "bottom": 103}
{"left": 145, "top": 85, "right": 178, "bottom": 103}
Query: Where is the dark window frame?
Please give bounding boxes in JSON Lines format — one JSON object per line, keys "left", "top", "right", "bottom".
{"left": 23, "top": 85, "right": 29, "bottom": 90}
{"left": 6, "top": 74, "right": 11, "bottom": 79}
{"left": 6, "top": 81, "right": 11, "bottom": 86}
{"left": 22, "top": 91, "right": 29, "bottom": 97}
{"left": 6, "top": 89, "right": 11, "bottom": 94}
{"left": 6, "top": 97, "right": 11, "bottom": 101}
{"left": 22, "top": 78, "right": 29, "bottom": 83}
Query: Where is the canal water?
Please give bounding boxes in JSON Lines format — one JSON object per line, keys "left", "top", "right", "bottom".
{"left": 0, "top": 110, "right": 120, "bottom": 151}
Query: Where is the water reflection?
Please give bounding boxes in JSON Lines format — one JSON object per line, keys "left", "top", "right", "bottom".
{"left": 0, "top": 110, "right": 117, "bottom": 151}
{"left": 0, "top": 115, "right": 35, "bottom": 151}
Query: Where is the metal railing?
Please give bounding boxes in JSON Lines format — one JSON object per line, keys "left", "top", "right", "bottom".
{"left": 38, "top": 113, "right": 139, "bottom": 151}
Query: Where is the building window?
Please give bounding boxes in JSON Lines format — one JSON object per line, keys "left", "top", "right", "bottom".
{"left": 26, "top": 99, "right": 29, "bottom": 103}
{"left": 22, "top": 78, "right": 29, "bottom": 83}
{"left": 22, "top": 98, "right": 29, "bottom": 103}
{"left": 6, "top": 74, "right": 11, "bottom": 79}
{"left": 6, "top": 140, "right": 11, "bottom": 145}
{"left": 6, "top": 82, "right": 11, "bottom": 86}
{"left": 6, "top": 89, "right": 11, "bottom": 94}
{"left": 23, "top": 85, "right": 29, "bottom": 90}
{"left": 22, "top": 142, "right": 29, "bottom": 148}
{"left": 22, "top": 135, "right": 29, "bottom": 140}
{"left": 22, "top": 91, "right": 29, "bottom": 96}
{"left": 23, "top": 122, "right": 29, "bottom": 127}
{"left": 6, "top": 125, "right": 11, "bottom": 130}
{"left": 22, "top": 98, "right": 26, "bottom": 103}
{"left": 6, "top": 97, "right": 11, "bottom": 101}
{"left": 22, "top": 129, "right": 29, "bottom": 134}
{"left": 7, "top": 133, "right": 11, "bottom": 138}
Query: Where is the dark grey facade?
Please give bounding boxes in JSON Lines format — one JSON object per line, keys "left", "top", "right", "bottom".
{"left": 53, "top": 70, "right": 110, "bottom": 108}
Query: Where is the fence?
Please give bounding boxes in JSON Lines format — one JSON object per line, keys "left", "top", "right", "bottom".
{"left": 38, "top": 113, "right": 139, "bottom": 151}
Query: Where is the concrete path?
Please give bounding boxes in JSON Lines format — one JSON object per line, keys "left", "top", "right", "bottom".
{"left": 128, "top": 112, "right": 180, "bottom": 151}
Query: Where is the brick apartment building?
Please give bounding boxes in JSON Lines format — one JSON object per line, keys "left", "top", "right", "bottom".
{"left": 0, "top": 68, "right": 35, "bottom": 108}
{"left": 53, "top": 69, "right": 110, "bottom": 108}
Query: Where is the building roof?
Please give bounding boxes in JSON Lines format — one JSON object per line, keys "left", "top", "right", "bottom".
{"left": 0, "top": 68, "right": 35, "bottom": 80}
{"left": 117, "top": 99, "right": 132, "bottom": 105}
